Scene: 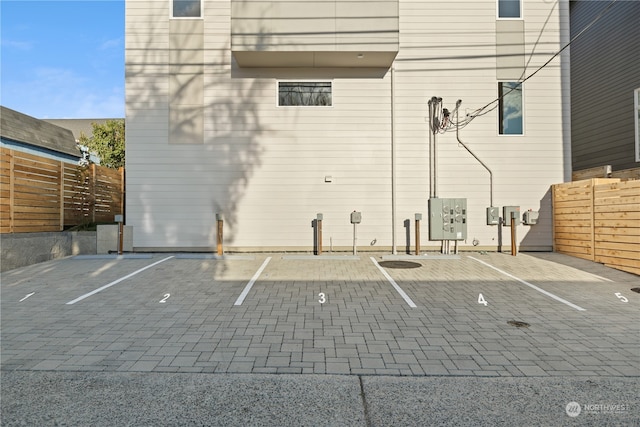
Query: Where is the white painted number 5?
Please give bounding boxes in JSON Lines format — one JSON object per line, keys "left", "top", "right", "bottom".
{"left": 319, "top": 293, "right": 326, "bottom": 304}
{"left": 159, "top": 293, "right": 170, "bottom": 303}
{"left": 478, "top": 293, "right": 488, "bottom": 306}
{"left": 615, "top": 293, "right": 628, "bottom": 303}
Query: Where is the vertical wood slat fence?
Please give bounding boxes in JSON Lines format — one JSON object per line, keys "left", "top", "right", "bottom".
{"left": 553, "top": 178, "right": 640, "bottom": 275}
{"left": 0, "top": 148, "right": 124, "bottom": 233}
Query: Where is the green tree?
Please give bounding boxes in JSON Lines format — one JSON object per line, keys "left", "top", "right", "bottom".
{"left": 79, "top": 119, "right": 125, "bottom": 169}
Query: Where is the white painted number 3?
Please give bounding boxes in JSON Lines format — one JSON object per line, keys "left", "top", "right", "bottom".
{"left": 478, "top": 293, "right": 488, "bottom": 306}
{"left": 615, "top": 293, "right": 628, "bottom": 303}
{"left": 159, "top": 293, "right": 170, "bottom": 303}
{"left": 318, "top": 293, "right": 326, "bottom": 304}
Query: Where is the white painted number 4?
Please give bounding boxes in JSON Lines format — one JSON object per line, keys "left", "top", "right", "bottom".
{"left": 478, "top": 293, "right": 488, "bottom": 306}
{"left": 615, "top": 293, "right": 628, "bottom": 303}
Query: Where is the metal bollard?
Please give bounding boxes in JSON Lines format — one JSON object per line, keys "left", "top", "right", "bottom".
{"left": 317, "top": 213, "right": 323, "bottom": 255}
{"left": 415, "top": 213, "right": 422, "bottom": 255}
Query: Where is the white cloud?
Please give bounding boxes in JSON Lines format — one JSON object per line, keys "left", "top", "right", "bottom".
{"left": 2, "top": 66, "right": 124, "bottom": 119}
{"left": 1, "top": 39, "right": 34, "bottom": 50}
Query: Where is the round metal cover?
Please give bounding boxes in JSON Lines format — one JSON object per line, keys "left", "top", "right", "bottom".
{"left": 378, "top": 260, "right": 422, "bottom": 269}
{"left": 507, "top": 320, "right": 530, "bottom": 328}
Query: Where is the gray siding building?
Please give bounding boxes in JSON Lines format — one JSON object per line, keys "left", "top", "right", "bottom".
{"left": 570, "top": 0, "right": 640, "bottom": 172}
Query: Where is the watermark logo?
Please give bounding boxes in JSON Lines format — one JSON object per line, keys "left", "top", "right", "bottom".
{"left": 566, "top": 402, "right": 581, "bottom": 417}
{"left": 566, "top": 401, "right": 629, "bottom": 417}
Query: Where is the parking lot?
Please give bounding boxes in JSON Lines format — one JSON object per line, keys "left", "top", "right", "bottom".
{"left": 1, "top": 251, "right": 639, "bottom": 425}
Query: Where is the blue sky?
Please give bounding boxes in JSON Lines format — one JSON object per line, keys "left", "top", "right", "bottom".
{"left": 1, "top": 1, "right": 124, "bottom": 119}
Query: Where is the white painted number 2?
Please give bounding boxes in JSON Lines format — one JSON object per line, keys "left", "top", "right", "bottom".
{"left": 318, "top": 293, "right": 326, "bottom": 304}
{"left": 159, "top": 293, "right": 170, "bottom": 303}
{"left": 615, "top": 293, "right": 628, "bottom": 303}
{"left": 478, "top": 293, "right": 488, "bottom": 306}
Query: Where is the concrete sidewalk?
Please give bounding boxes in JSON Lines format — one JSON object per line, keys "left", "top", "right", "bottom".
{"left": 1, "top": 371, "right": 637, "bottom": 426}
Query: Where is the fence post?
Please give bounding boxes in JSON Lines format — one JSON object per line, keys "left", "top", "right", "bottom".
{"left": 120, "top": 167, "right": 125, "bottom": 222}
{"left": 589, "top": 179, "right": 595, "bottom": 262}
{"left": 91, "top": 163, "right": 97, "bottom": 223}
{"left": 9, "top": 150, "right": 15, "bottom": 233}
{"left": 59, "top": 161, "right": 65, "bottom": 230}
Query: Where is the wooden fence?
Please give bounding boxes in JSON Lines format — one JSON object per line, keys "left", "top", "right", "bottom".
{"left": 553, "top": 178, "right": 640, "bottom": 275}
{"left": 0, "top": 148, "right": 124, "bottom": 233}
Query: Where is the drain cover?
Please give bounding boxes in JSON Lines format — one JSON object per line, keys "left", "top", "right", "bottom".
{"left": 507, "top": 320, "right": 530, "bottom": 328}
{"left": 378, "top": 260, "right": 422, "bottom": 269}
{"left": 631, "top": 288, "right": 640, "bottom": 294}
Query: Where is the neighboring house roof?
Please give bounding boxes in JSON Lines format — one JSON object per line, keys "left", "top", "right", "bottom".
{"left": 0, "top": 105, "right": 80, "bottom": 158}
{"left": 43, "top": 118, "right": 123, "bottom": 142}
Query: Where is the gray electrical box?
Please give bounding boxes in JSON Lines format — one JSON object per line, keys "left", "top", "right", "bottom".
{"left": 350, "top": 211, "right": 362, "bottom": 224}
{"left": 428, "top": 198, "right": 467, "bottom": 240}
{"left": 502, "top": 206, "right": 520, "bottom": 226}
{"left": 415, "top": 213, "right": 422, "bottom": 221}
{"left": 317, "top": 213, "right": 323, "bottom": 221}
{"left": 523, "top": 210, "right": 539, "bottom": 225}
{"left": 486, "top": 207, "right": 499, "bottom": 225}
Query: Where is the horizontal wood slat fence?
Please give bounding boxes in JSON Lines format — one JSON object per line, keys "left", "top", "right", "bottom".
{"left": 553, "top": 178, "right": 640, "bottom": 275}
{"left": 1, "top": 148, "right": 124, "bottom": 233}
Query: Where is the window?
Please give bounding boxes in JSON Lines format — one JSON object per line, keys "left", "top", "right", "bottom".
{"left": 635, "top": 88, "right": 639, "bottom": 162}
{"left": 498, "top": 82, "right": 523, "bottom": 135}
{"left": 498, "top": 0, "right": 521, "bottom": 18}
{"left": 278, "top": 82, "right": 332, "bottom": 106}
{"left": 172, "top": 0, "right": 201, "bottom": 18}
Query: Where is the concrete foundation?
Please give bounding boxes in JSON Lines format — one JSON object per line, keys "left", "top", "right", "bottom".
{"left": 0, "top": 231, "right": 96, "bottom": 273}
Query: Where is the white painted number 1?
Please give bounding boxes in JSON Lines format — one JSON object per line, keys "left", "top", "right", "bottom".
{"left": 478, "top": 293, "right": 488, "bottom": 306}
{"left": 319, "top": 293, "right": 326, "bottom": 304}
{"left": 615, "top": 293, "right": 628, "bottom": 303}
{"left": 159, "top": 293, "right": 170, "bottom": 303}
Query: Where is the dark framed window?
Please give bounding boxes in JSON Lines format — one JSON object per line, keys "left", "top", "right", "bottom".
{"left": 278, "top": 82, "right": 332, "bottom": 106}
{"left": 172, "top": 0, "right": 201, "bottom": 18}
{"left": 498, "top": 82, "right": 523, "bottom": 135}
{"left": 498, "top": 0, "right": 521, "bottom": 18}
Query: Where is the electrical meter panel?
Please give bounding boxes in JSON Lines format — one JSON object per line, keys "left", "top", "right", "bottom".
{"left": 523, "top": 209, "right": 539, "bottom": 225}
{"left": 486, "top": 207, "right": 499, "bottom": 225}
{"left": 428, "top": 198, "right": 467, "bottom": 241}
{"left": 502, "top": 206, "right": 521, "bottom": 226}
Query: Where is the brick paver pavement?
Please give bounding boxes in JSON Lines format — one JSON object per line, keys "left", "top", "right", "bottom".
{"left": 2, "top": 252, "right": 638, "bottom": 377}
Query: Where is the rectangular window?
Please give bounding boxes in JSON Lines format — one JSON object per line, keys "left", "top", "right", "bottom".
{"left": 498, "top": 0, "right": 521, "bottom": 18}
{"left": 635, "top": 88, "right": 639, "bottom": 162}
{"left": 172, "top": 0, "right": 201, "bottom": 18}
{"left": 498, "top": 82, "right": 523, "bottom": 135}
{"left": 278, "top": 82, "right": 332, "bottom": 106}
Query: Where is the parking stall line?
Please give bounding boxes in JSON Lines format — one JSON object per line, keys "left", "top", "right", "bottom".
{"left": 467, "top": 256, "right": 586, "bottom": 312}
{"left": 234, "top": 256, "right": 272, "bottom": 306}
{"left": 370, "top": 257, "right": 417, "bottom": 308}
{"left": 65, "top": 256, "right": 175, "bottom": 305}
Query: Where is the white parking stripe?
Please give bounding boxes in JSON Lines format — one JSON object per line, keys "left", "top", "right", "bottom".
{"left": 370, "top": 257, "right": 417, "bottom": 308}
{"left": 234, "top": 257, "right": 272, "bottom": 306}
{"left": 468, "top": 256, "right": 586, "bottom": 312}
{"left": 66, "top": 256, "right": 174, "bottom": 305}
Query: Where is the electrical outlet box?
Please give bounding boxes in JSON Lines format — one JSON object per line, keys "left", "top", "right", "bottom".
{"left": 502, "top": 206, "right": 520, "bottom": 227}
{"left": 316, "top": 213, "right": 323, "bottom": 221}
{"left": 486, "top": 207, "right": 499, "bottom": 225}
{"left": 428, "top": 198, "right": 467, "bottom": 240}
{"left": 350, "top": 211, "right": 362, "bottom": 224}
{"left": 523, "top": 210, "right": 539, "bottom": 225}
{"left": 415, "top": 213, "right": 422, "bottom": 221}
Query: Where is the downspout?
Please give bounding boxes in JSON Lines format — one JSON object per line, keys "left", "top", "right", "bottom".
{"left": 455, "top": 100, "right": 493, "bottom": 206}
{"left": 428, "top": 98, "right": 434, "bottom": 198}
{"left": 391, "top": 66, "right": 397, "bottom": 254}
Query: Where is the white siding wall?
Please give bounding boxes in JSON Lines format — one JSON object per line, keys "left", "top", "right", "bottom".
{"left": 126, "top": 0, "right": 569, "bottom": 251}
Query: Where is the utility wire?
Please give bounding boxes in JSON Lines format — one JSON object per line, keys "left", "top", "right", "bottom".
{"left": 458, "top": 0, "right": 620, "bottom": 127}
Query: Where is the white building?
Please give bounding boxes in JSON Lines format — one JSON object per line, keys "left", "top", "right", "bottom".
{"left": 125, "top": 0, "right": 570, "bottom": 252}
